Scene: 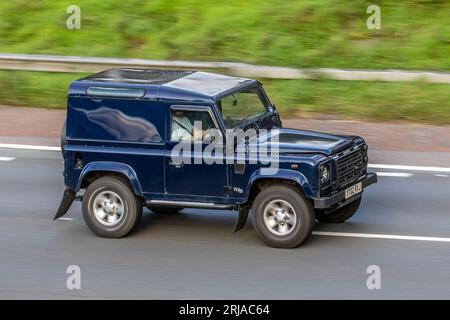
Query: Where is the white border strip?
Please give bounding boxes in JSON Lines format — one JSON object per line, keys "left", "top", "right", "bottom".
{"left": 312, "top": 231, "right": 450, "bottom": 243}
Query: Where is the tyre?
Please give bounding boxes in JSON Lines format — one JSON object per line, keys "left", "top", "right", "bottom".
{"left": 148, "top": 206, "right": 182, "bottom": 214}
{"left": 82, "top": 176, "right": 143, "bottom": 238}
{"left": 315, "top": 197, "right": 362, "bottom": 223}
{"left": 251, "top": 184, "right": 315, "bottom": 248}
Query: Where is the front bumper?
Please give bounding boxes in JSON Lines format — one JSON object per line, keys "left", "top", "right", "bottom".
{"left": 313, "top": 172, "right": 377, "bottom": 209}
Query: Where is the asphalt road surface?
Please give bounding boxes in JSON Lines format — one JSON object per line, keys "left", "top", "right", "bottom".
{"left": 1, "top": 147, "right": 450, "bottom": 299}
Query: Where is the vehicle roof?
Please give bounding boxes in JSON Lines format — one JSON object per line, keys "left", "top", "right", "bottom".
{"left": 70, "top": 68, "right": 257, "bottom": 102}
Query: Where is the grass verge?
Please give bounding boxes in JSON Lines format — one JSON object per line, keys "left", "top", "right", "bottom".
{"left": 1, "top": 70, "right": 449, "bottom": 124}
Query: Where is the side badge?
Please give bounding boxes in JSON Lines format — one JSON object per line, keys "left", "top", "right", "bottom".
{"left": 233, "top": 187, "right": 243, "bottom": 194}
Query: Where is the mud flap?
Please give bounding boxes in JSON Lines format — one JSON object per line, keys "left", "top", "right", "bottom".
{"left": 233, "top": 205, "right": 250, "bottom": 233}
{"left": 53, "top": 188, "right": 76, "bottom": 220}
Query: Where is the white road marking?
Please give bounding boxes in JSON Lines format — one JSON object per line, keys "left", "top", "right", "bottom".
{"left": 312, "top": 231, "right": 450, "bottom": 243}
{"left": 56, "top": 217, "right": 75, "bottom": 221}
{"left": 369, "top": 163, "right": 450, "bottom": 173}
{"left": 0, "top": 143, "right": 60, "bottom": 151}
{"left": 435, "top": 174, "right": 449, "bottom": 178}
{"left": 1, "top": 143, "right": 450, "bottom": 175}
{"left": 0, "top": 157, "right": 15, "bottom": 161}
{"left": 375, "top": 172, "right": 413, "bottom": 177}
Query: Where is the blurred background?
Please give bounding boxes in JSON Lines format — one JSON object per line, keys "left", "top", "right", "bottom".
{"left": 1, "top": 1, "right": 450, "bottom": 300}
{"left": 0, "top": 0, "right": 449, "bottom": 123}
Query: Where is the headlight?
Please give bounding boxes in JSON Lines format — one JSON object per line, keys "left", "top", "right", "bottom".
{"left": 320, "top": 164, "right": 331, "bottom": 185}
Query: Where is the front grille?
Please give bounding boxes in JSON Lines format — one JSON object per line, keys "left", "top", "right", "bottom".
{"left": 336, "top": 149, "right": 364, "bottom": 187}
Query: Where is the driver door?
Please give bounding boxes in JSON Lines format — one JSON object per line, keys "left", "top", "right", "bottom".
{"left": 164, "top": 106, "right": 228, "bottom": 198}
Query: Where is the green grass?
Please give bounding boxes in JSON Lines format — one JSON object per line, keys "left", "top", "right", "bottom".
{"left": 0, "top": 1, "right": 449, "bottom": 70}
{"left": 0, "top": 1, "right": 449, "bottom": 123}
{"left": 264, "top": 79, "right": 450, "bottom": 124}
{"left": 0, "top": 71, "right": 84, "bottom": 109}
{"left": 2, "top": 70, "right": 449, "bottom": 124}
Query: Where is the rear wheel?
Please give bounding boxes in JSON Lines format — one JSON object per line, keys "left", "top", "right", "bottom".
{"left": 148, "top": 206, "right": 182, "bottom": 214}
{"left": 251, "top": 184, "right": 315, "bottom": 248}
{"left": 315, "top": 197, "right": 362, "bottom": 223}
{"left": 82, "top": 176, "right": 142, "bottom": 238}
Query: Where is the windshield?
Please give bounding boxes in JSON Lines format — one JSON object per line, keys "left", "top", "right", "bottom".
{"left": 216, "top": 86, "right": 268, "bottom": 129}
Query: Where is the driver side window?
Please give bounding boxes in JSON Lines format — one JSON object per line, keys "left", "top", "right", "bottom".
{"left": 170, "top": 109, "right": 218, "bottom": 143}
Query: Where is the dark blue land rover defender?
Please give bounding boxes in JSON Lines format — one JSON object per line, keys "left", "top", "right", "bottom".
{"left": 56, "top": 68, "right": 377, "bottom": 248}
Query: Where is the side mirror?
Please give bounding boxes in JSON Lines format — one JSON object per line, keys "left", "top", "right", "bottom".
{"left": 231, "top": 94, "right": 238, "bottom": 106}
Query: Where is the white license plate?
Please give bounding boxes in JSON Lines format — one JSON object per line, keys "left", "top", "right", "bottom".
{"left": 345, "top": 182, "right": 362, "bottom": 199}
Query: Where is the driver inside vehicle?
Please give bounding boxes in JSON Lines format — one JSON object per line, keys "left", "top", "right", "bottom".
{"left": 171, "top": 110, "right": 205, "bottom": 142}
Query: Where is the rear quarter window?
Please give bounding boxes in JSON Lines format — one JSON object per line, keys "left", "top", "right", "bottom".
{"left": 67, "top": 97, "right": 164, "bottom": 144}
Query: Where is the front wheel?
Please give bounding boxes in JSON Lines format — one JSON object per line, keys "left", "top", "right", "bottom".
{"left": 315, "top": 197, "right": 362, "bottom": 223}
{"left": 252, "top": 184, "right": 315, "bottom": 248}
{"left": 82, "top": 176, "right": 142, "bottom": 238}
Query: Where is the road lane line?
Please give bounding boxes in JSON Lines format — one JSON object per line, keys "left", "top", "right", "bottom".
{"left": 435, "top": 174, "right": 449, "bottom": 178}
{"left": 0, "top": 157, "right": 15, "bottom": 161}
{"left": 368, "top": 164, "right": 450, "bottom": 173}
{"left": 56, "top": 217, "right": 75, "bottom": 221}
{"left": 1, "top": 143, "right": 450, "bottom": 174}
{"left": 375, "top": 172, "right": 413, "bottom": 177}
{"left": 312, "top": 231, "right": 450, "bottom": 243}
{"left": 0, "top": 143, "right": 60, "bottom": 151}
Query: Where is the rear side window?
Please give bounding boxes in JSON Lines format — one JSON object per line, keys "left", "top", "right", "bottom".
{"left": 67, "top": 97, "right": 164, "bottom": 144}
{"left": 87, "top": 87, "right": 145, "bottom": 98}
